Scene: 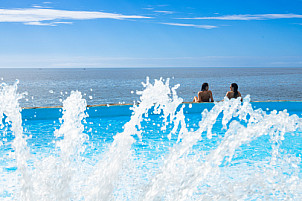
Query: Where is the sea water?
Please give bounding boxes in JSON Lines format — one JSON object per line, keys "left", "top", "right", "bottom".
{"left": 0, "top": 67, "right": 301, "bottom": 107}
{"left": 0, "top": 77, "right": 302, "bottom": 200}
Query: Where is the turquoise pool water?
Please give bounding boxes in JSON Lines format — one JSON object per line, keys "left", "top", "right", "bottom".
{"left": 1, "top": 79, "right": 302, "bottom": 200}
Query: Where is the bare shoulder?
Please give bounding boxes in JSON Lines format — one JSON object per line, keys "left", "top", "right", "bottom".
{"left": 226, "top": 91, "right": 231, "bottom": 98}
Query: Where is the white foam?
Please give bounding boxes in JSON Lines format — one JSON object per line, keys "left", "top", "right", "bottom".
{"left": 0, "top": 78, "right": 301, "bottom": 200}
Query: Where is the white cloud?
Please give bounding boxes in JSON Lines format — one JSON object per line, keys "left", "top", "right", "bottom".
{"left": 161, "top": 22, "right": 217, "bottom": 29}
{"left": 53, "top": 21, "right": 72, "bottom": 24}
{"left": 154, "top": 11, "right": 174, "bottom": 14}
{"left": 24, "top": 21, "right": 72, "bottom": 26}
{"left": 142, "top": 7, "right": 154, "bottom": 10}
{"left": 24, "top": 21, "right": 56, "bottom": 26}
{"left": 179, "top": 14, "right": 302, "bottom": 20}
{"left": 0, "top": 8, "right": 151, "bottom": 26}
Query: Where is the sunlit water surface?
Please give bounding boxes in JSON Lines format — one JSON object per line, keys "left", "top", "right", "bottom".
{"left": 0, "top": 67, "right": 301, "bottom": 107}
{"left": 0, "top": 78, "right": 302, "bottom": 200}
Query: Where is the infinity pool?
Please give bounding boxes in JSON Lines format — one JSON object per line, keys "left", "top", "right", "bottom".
{"left": 1, "top": 79, "right": 302, "bottom": 200}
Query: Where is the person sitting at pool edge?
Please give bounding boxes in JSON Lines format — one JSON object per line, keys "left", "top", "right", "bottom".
{"left": 193, "top": 82, "right": 214, "bottom": 102}
{"left": 226, "top": 83, "right": 242, "bottom": 100}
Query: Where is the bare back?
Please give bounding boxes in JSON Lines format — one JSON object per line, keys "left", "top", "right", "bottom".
{"left": 197, "top": 90, "right": 214, "bottom": 102}
{"left": 226, "top": 91, "right": 242, "bottom": 99}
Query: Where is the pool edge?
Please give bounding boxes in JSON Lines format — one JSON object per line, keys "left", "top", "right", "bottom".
{"left": 22, "top": 100, "right": 302, "bottom": 110}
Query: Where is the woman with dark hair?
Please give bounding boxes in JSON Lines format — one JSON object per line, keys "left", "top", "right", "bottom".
{"left": 226, "top": 83, "right": 242, "bottom": 100}
{"left": 193, "top": 82, "right": 214, "bottom": 102}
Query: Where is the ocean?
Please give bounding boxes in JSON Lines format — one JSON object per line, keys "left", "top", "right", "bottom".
{"left": 0, "top": 67, "right": 301, "bottom": 107}
{"left": 1, "top": 68, "right": 302, "bottom": 200}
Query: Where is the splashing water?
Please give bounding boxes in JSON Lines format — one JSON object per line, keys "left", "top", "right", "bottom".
{"left": 0, "top": 81, "right": 33, "bottom": 200}
{"left": 0, "top": 78, "right": 301, "bottom": 200}
{"left": 30, "top": 91, "right": 88, "bottom": 200}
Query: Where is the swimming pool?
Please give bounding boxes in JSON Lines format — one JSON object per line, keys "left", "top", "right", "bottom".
{"left": 1, "top": 79, "right": 302, "bottom": 200}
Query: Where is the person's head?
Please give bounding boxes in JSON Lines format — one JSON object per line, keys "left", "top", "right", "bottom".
{"left": 230, "top": 83, "right": 239, "bottom": 97}
{"left": 201, "top": 83, "right": 209, "bottom": 91}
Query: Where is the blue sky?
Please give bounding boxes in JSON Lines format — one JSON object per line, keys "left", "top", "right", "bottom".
{"left": 0, "top": 0, "right": 302, "bottom": 68}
